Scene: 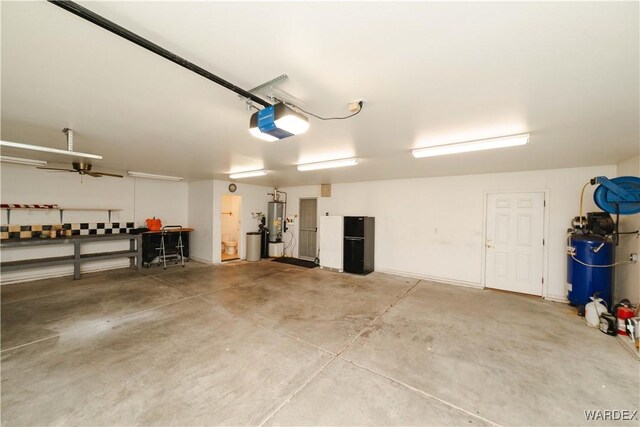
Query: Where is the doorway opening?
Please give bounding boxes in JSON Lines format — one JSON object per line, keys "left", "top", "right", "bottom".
{"left": 221, "top": 194, "right": 241, "bottom": 262}
{"left": 298, "top": 198, "right": 318, "bottom": 261}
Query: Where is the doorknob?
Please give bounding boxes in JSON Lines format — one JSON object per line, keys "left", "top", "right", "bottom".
{"left": 486, "top": 239, "right": 494, "bottom": 248}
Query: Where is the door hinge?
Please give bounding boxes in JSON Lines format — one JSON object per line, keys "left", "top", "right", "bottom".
{"left": 544, "top": 200, "right": 546, "bottom": 207}
{"left": 542, "top": 239, "right": 545, "bottom": 245}
{"left": 542, "top": 277, "right": 544, "bottom": 284}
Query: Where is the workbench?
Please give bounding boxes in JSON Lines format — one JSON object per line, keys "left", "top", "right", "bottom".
{"left": 141, "top": 228, "right": 193, "bottom": 267}
{"left": 0, "top": 234, "right": 142, "bottom": 279}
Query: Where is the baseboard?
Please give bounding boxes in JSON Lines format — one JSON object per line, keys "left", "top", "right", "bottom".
{"left": 374, "top": 268, "right": 573, "bottom": 302}
{"left": 544, "top": 294, "right": 569, "bottom": 303}
{"left": 374, "top": 267, "right": 483, "bottom": 289}
{"left": 0, "top": 259, "right": 130, "bottom": 285}
{"left": 616, "top": 334, "right": 640, "bottom": 360}
{"left": 189, "top": 256, "right": 212, "bottom": 264}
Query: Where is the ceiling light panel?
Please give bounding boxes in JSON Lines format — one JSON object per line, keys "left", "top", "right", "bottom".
{"left": 412, "top": 134, "right": 529, "bottom": 158}
{"left": 229, "top": 169, "right": 268, "bottom": 179}
{"left": 127, "top": 171, "right": 183, "bottom": 181}
{"left": 297, "top": 158, "right": 359, "bottom": 171}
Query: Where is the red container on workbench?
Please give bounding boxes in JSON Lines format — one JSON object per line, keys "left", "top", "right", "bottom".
{"left": 145, "top": 217, "right": 162, "bottom": 231}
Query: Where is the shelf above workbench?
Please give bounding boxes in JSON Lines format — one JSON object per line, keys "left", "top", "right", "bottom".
{"left": 1, "top": 207, "right": 123, "bottom": 223}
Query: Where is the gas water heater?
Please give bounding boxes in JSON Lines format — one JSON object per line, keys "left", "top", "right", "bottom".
{"left": 267, "top": 201, "right": 284, "bottom": 243}
{"left": 267, "top": 189, "right": 287, "bottom": 243}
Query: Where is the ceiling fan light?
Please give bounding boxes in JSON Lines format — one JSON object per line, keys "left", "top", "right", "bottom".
{"left": 412, "top": 134, "right": 529, "bottom": 158}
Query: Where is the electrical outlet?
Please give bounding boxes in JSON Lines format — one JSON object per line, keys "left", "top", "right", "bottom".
{"left": 348, "top": 98, "right": 366, "bottom": 112}
{"left": 630, "top": 253, "right": 638, "bottom": 263}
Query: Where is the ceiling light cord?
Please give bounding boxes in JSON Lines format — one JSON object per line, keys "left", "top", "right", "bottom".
{"left": 278, "top": 100, "right": 364, "bottom": 121}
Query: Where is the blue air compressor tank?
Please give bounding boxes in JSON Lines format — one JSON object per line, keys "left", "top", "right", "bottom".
{"left": 567, "top": 234, "right": 613, "bottom": 308}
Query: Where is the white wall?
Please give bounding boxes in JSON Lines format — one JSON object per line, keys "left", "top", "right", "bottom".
{"left": 1, "top": 163, "right": 188, "bottom": 283}
{"left": 133, "top": 178, "right": 188, "bottom": 227}
{"left": 187, "top": 180, "right": 271, "bottom": 264}
{"left": 187, "top": 180, "right": 214, "bottom": 264}
{"left": 4, "top": 161, "right": 632, "bottom": 298}
{"left": 281, "top": 164, "right": 617, "bottom": 301}
{"left": 614, "top": 155, "right": 640, "bottom": 304}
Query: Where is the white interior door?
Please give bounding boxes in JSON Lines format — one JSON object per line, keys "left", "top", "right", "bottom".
{"left": 485, "top": 192, "right": 545, "bottom": 296}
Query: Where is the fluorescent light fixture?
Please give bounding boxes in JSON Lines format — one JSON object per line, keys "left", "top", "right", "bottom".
{"left": 127, "top": 171, "right": 183, "bottom": 181}
{"left": 412, "top": 134, "right": 529, "bottom": 158}
{"left": 0, "top": 140, "right": 103, "bottom": 160}
{"left": 228, "top": 169, "right": 268, "bottom": 179}
{"left": 0, "top": 155, "right": 48, "bottom": 167}
{"left": 250, "top": 103, "right": 310, "bottom": 141}
{"left": 297, "top": 158, "right": 358, "bottom": 172}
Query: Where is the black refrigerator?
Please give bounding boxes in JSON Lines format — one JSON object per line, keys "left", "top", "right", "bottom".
{"left": 343, "top": 216, "right": 375, "bottom": 275}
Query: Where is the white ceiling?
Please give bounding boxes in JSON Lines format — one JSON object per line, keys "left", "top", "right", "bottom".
{"left": 1, "top": 1, "right": 638, "bottom": 186}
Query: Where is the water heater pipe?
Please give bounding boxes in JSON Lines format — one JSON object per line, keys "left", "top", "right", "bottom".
{"left": 578, "top": 181, "right": 590, "bottom": 227}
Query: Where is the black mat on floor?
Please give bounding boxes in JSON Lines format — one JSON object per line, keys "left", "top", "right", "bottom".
{"left": 271, "top": 257, "right": 318, "bottom": 268}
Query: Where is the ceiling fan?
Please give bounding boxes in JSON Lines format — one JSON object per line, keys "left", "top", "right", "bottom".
{"left": 38, "top": 161, "right": 123, "bottom": 178}
{"left": 19, "top": 127, "right": 123, "bottom": 178}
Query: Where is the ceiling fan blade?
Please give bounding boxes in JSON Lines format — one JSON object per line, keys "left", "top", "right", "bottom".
{"left": 36, "top": 164, "right": 122, "bottom": 178}
{"left": 91, "top": 171, "right": 124, "bottom": 178}
{"left": 37, "top": 166, "right": 76, "bottom": 172}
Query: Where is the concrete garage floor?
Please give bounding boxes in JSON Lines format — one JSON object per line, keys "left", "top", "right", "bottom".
{"left": 1, "top": 261, "right": 638, "bottom": 426}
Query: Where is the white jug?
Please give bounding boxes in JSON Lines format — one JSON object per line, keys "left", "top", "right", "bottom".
{"left": 585, "top": 297, "right": 608, "bottom": 327}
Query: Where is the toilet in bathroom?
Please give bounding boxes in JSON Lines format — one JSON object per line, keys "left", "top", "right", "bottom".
{"left": 223, "top": 241, "right": 238, "bottom": 255}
